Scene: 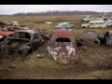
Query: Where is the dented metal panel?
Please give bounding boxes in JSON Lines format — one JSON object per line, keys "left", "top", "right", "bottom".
{"left": 81, "top": 30, "right": 100, "bottom": 45}
{"left": 47, "top": 29, "right": 81, "bottom": 64}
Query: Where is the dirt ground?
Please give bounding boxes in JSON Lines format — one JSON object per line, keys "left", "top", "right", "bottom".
{"left": 0, "top": 15, "right": 112, "bottom": 79}
{"left": 0, "top": 43, "right": 112, "bottom": 79}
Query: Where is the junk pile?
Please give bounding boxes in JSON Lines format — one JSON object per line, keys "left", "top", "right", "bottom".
{"left": 81, "top": 15, "right": 112, "bottom": 28}
{"left": 0, "top": 21, "right": 47, "bottom": 58}
{"left": 0, "top": 19, "right": 112, "bottom": 65}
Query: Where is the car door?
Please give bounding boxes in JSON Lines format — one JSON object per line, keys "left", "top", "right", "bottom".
{"left": 31, "top": 33, "right": 42, "bottom": 50}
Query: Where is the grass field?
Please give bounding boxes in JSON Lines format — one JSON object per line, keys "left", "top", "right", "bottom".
{"left": 0, "top": 15, "right": 112, "bottom": 79}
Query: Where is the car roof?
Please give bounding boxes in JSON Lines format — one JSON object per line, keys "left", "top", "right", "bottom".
{"left": 51, "top": 29, "right": 75, "bottom": 41}
{"left": 16, "top": 29, "right": 39, "bottom": 34}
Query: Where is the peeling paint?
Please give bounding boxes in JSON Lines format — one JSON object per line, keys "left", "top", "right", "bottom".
{"left": 47, "top": 29, "right": 80, "bottom": 64}
{"left": 82, "top": 30, "right": 100, "bottom": 45}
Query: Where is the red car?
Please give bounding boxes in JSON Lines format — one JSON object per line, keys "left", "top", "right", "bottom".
{"left": 47, "top": 29, "right": 81, "bottom": 64}
{"left": 80, "top": 30, "right": 100, "bottom": 45}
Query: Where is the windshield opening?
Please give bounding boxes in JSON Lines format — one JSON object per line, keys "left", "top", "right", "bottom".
{"left": 15, "top": 32, "right": 31, "bottom": 40}
{"left": 56, "top": 37, "right": 71, "bottom": 42}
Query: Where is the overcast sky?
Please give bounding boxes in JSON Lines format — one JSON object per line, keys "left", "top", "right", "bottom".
{"left": 0, "top": 5, "right": 112, "bottom": 15}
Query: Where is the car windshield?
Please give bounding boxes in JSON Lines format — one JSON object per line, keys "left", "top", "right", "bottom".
{"left": 55, "top": 37, "right": 73, "bottom": 47}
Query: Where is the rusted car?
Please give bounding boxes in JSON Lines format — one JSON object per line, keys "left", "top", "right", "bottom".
{"left": 47, "top": 29, "right": 81, "bottom": 64}
{"left": 80, "top": 30, "right": 100, "bottom": 45}
{"left": 0, "top": 29, "right": 44, "bottom": 57}
{"left": 103, "top": 30, "right": 112, "bottom": 46}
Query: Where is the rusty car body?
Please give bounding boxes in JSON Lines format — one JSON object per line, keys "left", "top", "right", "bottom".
{"left": 103, "top": 30, "right": 112, "bottom": 46}
{"left": 47, "top": 29, "right": 81, "bottom": 64}
{"left": 0, "top": 29, "right": 44, "bottom": 57}
{"left": 80, "top": 30, "right": 100, "bottom": 45}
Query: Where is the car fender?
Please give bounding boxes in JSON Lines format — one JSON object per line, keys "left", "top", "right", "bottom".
{"left": 18, "top": 45, "right": 31, "bottom": 56}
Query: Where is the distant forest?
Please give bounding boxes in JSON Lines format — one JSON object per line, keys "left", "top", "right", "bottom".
{"left": 12, "top": 11, "right": 112, "bottom": 16}
{"left": 0, "top": 11, "right": 112, "bottom": 16}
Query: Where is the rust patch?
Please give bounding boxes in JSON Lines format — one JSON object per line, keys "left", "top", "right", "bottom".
{"left": 47, "top": 29, "right": 81, "bottom": 64}
{"left": 0, "top": 31, "right": 15, "bottom": 37}
{"left": 81, "top": 30, "right": 100, "bottom": 45}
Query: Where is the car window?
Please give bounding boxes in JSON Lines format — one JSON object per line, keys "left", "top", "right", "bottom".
{"left": 55, "top": 37, "right": 72, "bottom": 47}
{"left": 17, "top": 32, "right": 31, "bottom": 40}
{"left": 56, "top": 37, "right": 71, "bottom": 42}
{"left": 90, "top": 23, "right": 94, "bottom": 25}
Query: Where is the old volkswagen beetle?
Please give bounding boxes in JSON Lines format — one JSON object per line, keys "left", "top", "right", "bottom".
{"left": 79, "top": 30, "right": 100, "bottom": 46}
{"left": 47, "top": 29, "right": 81, "bottom": 64}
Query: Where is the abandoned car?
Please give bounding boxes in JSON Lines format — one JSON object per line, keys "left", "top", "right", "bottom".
{"left": 80, "top": 30, "right": 100, "bottom": 45}
{"left": 81, "top": 22, "right": 106, "bottom": 28}
{"left": 105, "top": 19, "right": 112, "bottom": 27}
{"left": 103, "top": 30, "right": 112, "bottom": 46}
{"left": 55, "top": 22, "right": 74, "bottom": 29}
{"left": 0, "top": 29, "right": 44, "bottom": 57}
{"left": 47, "top": 29, "right": 81, "bottom": 64}
{"left": 82, "top": 15, "right": 93, "bottom": 23}
{"left": 81, "top": 18, "right": 106, "bottom": 28}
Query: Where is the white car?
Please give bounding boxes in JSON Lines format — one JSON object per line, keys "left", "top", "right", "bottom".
{"left": 81, "top": 22, "right": 106, "bottom": 28}
{"left": 89, "top": 23, "right": 106, "bottom": 28}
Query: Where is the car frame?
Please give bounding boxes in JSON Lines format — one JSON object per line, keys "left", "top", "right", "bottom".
{"left": 0, "top": 29, "right": 44, "bottom": 57}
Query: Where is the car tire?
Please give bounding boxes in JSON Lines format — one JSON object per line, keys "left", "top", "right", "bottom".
{"left": 18, "top": 46, "right": 31, "bottom": 57}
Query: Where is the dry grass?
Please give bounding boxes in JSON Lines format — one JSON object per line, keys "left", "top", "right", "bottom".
{"left": 0, "top": 15, "right": 112, "bottom": 79}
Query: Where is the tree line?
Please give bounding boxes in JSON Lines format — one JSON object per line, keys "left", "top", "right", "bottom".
{"left": 12, "top": 11, "right": 112, "bottom": 16}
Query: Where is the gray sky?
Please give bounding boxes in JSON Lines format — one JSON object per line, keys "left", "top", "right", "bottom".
{"left": 0, "top": 5, "right": 112, "bottom": 15}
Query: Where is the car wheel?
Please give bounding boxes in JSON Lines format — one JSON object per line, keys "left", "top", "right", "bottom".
{"left": 18, "top": 49, "right": 30, "bottom": 57}
{"left": 18, "top": 46, "right": 31, "bottom": 57}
